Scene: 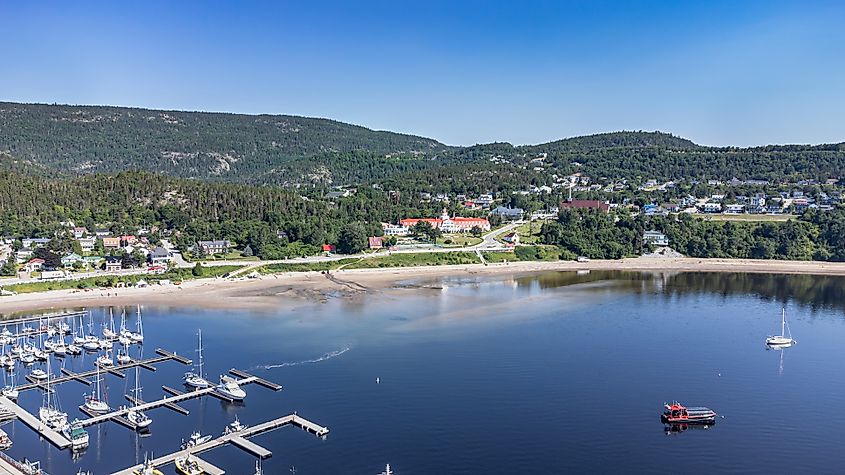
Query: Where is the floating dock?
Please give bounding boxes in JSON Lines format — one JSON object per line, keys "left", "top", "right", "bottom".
{"left": 111, "top": 413, "right": 329, "bottom": 475}
{"left": 0, "top": 310, "right": 87, "bottom": 327}
{"left": 0, "top": 396, "right": 70, "bottom": 449}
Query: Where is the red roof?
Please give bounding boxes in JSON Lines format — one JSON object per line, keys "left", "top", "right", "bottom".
{"left": 322, "top": 244, "right": 336, "bottom": 252}
{"left": 27, "top": 258, "right": 45, "bottom": 264}
{"left": 368, "top": 236, "right": 383, "bottom": 248}
{"left": 560, "top": 199, "right": 610, "bottom": 212}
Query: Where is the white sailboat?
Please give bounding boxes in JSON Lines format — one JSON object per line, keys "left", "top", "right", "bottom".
{"left": 83, "top": 312, "right": 100, "bottom": 351}
{"left": 2, "top": 365, "right": 18, "bottom": 400}
{"left": 766, "top": 308, "right": 796, "bottom": 347}
{"left": 183, "top": 329, "right": 211, "bottom": 389}
{"left": 96, "top": 348, "right": 114, "bottom": 367}
{"left": 103, "top": 308, "right": 117, "bottom": 339}
{"left": 53, "top": 337, "right": 68, "bottom": 356}
{"left": 82, "top": 364, "right": 110, "bottom": 413}
{"left": 117, "top": 342, "right": 132, "bottom": 365}
{"left": 127, "top": 366, "right": 152, "bottom": 430}
{"left": 73, "top": 315, "right": 86, "bottom": 345}
{"left": 129, "top": 305, "right": 144, "bottom": 343}
{"left": 39, "top": 355, "right": 68, "bottom": 430}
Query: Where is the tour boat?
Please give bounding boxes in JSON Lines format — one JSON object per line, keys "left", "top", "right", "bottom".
{"left": 222, "top": 416, "right": 247, "bottom": 435}
{"left": 63, "top": 419, "right": 89, "bottom": 451}
{"left": 766, "top": 308, "right": 795, "bottom": 347}
{"left": 661, "top": 401, "right": 717, "bottom": 425}
{"left": 0, "top": 428, "right": 11, "bottom": 450}
{"left": 215, "top": 375, "right": 246, "bottom": 400}
{"left": 174, "top": 453, "right": 204, "bottom": 475}
{"left": 39, "top": 357, "right": 68, "bottom": 430}
{"left": 82, "top": 365, "right": 110, "bottom": 413}
{"left": 30, "top": 368, "right": 48, "bottom": 380}
{"left": 183, "top": 329, "right": 211, "bottom": 389}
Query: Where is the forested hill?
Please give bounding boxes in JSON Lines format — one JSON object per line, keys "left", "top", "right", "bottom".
{"left": 2, "top": 101, "right": 845, "bottom": 184}
{"left": 0, "top": 101, "right": 449, "bottom": 183}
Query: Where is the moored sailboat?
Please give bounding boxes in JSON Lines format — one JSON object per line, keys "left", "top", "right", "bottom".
{"left": 81, "top": 364, "right": 110, "bottom": 413}
{"left": 39, "top": 356, "right": 68, "bottom": 430}
{"left": 183, "top": 329, "right": 211, "bottom": 389}
{"left": 766, "top": 308, "right": 795, "bottom": 347}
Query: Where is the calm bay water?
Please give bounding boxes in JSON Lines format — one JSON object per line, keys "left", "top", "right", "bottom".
{"left": 3, "top": 271, "right": 845, "bottom": 474}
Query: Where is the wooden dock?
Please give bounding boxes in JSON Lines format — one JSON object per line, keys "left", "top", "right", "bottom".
{"left": 0, "top": 310, "right": 87, "bottom": 327}
{"left": 16, "top": 348, "right": 192, "bottom": 392}
{"left": 111, "top": 413, "right": 329, "bottom": 475}
{"left": 0, "top": 396, "right": 70, "bottom": 449}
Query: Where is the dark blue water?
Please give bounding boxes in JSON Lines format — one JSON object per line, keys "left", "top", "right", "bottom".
{"left": 3, "top": 271, "right": 845, "bottom": 474}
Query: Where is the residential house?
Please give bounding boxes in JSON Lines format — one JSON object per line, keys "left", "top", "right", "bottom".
{"left": 475, "top": 194, "right": 494, "bottom": 208}
{"left": 368, "top": 237, "right": 383, "bottom": 249}
{"left": 560, "top": 199, "right": 610, "bottom": 213}
{"left": 120, "top": 235, "right": 138, "bottom": 246}
{"left": 724, "top": 204, "right": 745, "bottom": 214}
{"left": 643, "top": 230, "right": 670, "bottom": 247}
{"left": 21, "top": 238, "right": 50, "bottom": 249}
{"left": 501, "top": 232, "right": 520, "bottom": 245}
{"left": 24, "top": 258, "right": 44, "bottom": 273}
{"left": 15, "top": 248, "right": 33, "bottom": 263}
{"left": 148, "top": 247, "right": 172, "bottom": 266}
{"left": 95, "top": 229, "right": 111, "bottom": 237}
{"left": 321, "top": 244, "right": 336, "bottom": 253}
{"left": 325, "top": 190, "right": 353, "bottom": 199}
{"left": 490, "top": 206, "right": 524, "bottom": 220}
{"left": 78, "top": 237, "right": 96, "bottom": 253}
{"left": 84, "top": 256, "right": 103, "bottom": 267}
{"left": 61, "top": 253, "right": 83, "bottom": 268}
{"left": 198, "top": 240, "right": 231, "bottom": 255}
{"left": 104, "top": 256, "right": 122, "bottom": 272}
{"left": 702, "top": 203, "right": 722, "bottom": 213}
{"left": 102, "top": 237, "right": 121, "bottom": 249}
{"left": 382, "top": 223, "right": 409, "bottom": 236}
{"left": 72, "top": 227, "right": 88, "bottom": 239}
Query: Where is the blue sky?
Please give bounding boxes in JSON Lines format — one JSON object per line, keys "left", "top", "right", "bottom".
{"left": 1, "top": 1, "right": 843, "bottom": 146}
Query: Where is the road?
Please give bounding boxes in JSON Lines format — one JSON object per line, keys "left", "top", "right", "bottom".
{"left": 0, "top": 221, "right": 527, "bottom": 287}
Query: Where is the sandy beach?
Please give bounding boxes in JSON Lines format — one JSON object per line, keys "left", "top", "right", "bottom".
{"left": 2, "top": 257, "right": 845, "bottom": 315}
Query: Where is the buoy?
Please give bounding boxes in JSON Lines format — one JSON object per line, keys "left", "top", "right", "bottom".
{"left": 376, "top": 377, "right": 380, "bottom": 384}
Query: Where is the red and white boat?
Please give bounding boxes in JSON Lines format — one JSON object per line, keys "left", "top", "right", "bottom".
{"left": 661, "top": 401, "right": 717, "bottom": 425}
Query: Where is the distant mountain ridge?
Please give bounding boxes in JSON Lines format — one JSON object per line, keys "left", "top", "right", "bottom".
{"left": 1, "top": 101, "right": 844, "bottom": 183}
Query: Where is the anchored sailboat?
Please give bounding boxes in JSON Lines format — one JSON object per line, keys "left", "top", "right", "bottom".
{"left": 39, "top": 355, "right": 68, "bottom": 430}
{"left": 766, "top": 308, "right": 795, "bottom": 347}
{"left": 82, "top": 364, "right": 110, "bottom": 413}
{"left": 127, "top": 366, "right": 152, "bottom": 430}
{"left": 183, "top": 329, "right": 211, "bottom": 389}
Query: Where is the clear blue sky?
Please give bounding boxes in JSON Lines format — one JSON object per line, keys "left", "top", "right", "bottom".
{"left": 1, "top": 1, "right": 843, "bottom": 146}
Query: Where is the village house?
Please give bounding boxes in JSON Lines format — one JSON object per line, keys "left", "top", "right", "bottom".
{"left": 104, "top": 256, "right": 122, "bottom": 272}
{"left": 724, "top": 204, "right": 745, "bottom": 214}
{"left": 95, "top": 229, "right": 111, "bottom": 237}
{"left": 643, "top": 230, "right": 670, "bottom": 247}
{"left": 24, "top": 258, "right": 44, "bottom": 273}
{"left": 560, "top": 199, "right": 610, "bottom": 213}
{"left": 102, "top": 237, "right": 121, "bottom": 249}
{"left": 501, "top": 232, "right": 520, "bottom": 246}
{"left": 72, "top": 227, "right": 88, "bottom": 239}
{"left": 61, "top": 253, "right": 84, "bottom": 268}
{"left": 15, "top": 248, "right": 33, "bottom": 263}
{"left": 77, "top": 237, "right": 95, "bottom": 253}
{"left": 198, "top": 240, "right": 231, "bottom": 255}
{"left": 368, "top": 236, "right": 383, "bottom": 249}
{"left": 400, "top": 210, "right": 491, "bottom": 234}
{"left": 490, "top": 206, "right": 524, "bottom": 220}
{"left": 21, "top": 238, "right": 50, "bottom": 249}
{"left": 475, "top": 194, "right": 494, "bottom": 208}
{"left": 120, "top": 235, "right": 138, "bottom": 246}
{"left": 148, "top": 247, "right": 172, "bottom": 266}
{"left": 702, "top": 202, "right": 722, "bottom": 213}
{"left": 381, "top": 223, "right": 409, "bottom": 236}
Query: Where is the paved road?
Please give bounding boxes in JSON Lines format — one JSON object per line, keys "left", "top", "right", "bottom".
{"left": 0, "top": 221, "right": 528, "bottom": 287}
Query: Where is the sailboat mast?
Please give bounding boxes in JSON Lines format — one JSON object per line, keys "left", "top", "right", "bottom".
{"left": 198, "top": 329, "right": 203, "bottom": 378}
{"left": 782, "top": 308, "right": 786, "bottom": 336}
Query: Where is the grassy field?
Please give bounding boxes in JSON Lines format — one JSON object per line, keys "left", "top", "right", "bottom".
{"left": 439, "top": 235, "right": 483, "bottom": 247}
{"left": 512, "top": 222, "right": 548, "bottom": 244}
{"left": 0, "top": 265, "right": 243, "bottom": 294}
{"left": 344, "top": 252, "right": 481, "bottom": 269}
{"left": 484, "top": 245, "right": 564, "bottom": 263}
{"left": 695, "top": 214, "right": 797, "bottom": 222}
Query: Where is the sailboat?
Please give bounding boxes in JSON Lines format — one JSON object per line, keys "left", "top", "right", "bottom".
{"left": 83, "top": 312, "right": 100, "bottom": 351}
{"left": 119, "top": 310, "right": 132, "bottom": 346}
{"left": 2, "top": 365, "right": 18, "bottom": 400}
{"left": 128, "top": 305, "right": 144, "bottom": 343}
{"left": 73, "top": 315, "right": 86, "bottom": 345}
{"left": 39, "top": 355, "right": 68, "bottom": 430}
{"left": 82, "top": 364, "right": 110, "bottom": 413}
{"left": 103, "top": 308, "right": 117, "bottom": 339}
{"left": 117, "top": 343, "right": 132, "bottom": 365}
{"left": 766, "top": 308, "right": 796, "bottom": 347}
{"left": 183, "top": 330, "right": 211, "bottom": 389}
{"left": 96, "top": 348, "right": 114, "bottom": 367}
{"left": 53, "top": 336, "right": 68, "bottom": 356}
{"left": 127, "top": 366, "right": 152, "bottom": 430}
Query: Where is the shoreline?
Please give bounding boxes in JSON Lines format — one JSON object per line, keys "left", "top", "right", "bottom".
{"left": 1, "top": 257, "right": 845, "bottom": 315}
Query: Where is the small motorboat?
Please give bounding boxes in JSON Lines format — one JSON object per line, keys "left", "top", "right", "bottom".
{"left": 30, "top": 368, "right": 48, "bottom": 380}
{"left": 0, "top": 428, "right": 11, "bottom": 450}
{"left": 67, "top": 344, "right": 82, "bottom": 355}
{"left": 2, "top": 386, "right": 19, "bottom": 400}
{"left": 175, "top": 453, "right": 203, "bottom": 475}
{"left": 222, "top": 416, "right": 248, "bottom": 435}
{"left": 661, "top": 401, "right": 717, "bottom": 425}
{"left": 215, "top": 375, "right": 246, "bottom": 400}
{"left": 133, "top": 456, "right": 164, "bottom": 475}
{"left": 182, "top": 431, "right": 212, "bottom": 449}
{"left": 63, "top": 420, "right": 89, "bottom": 451}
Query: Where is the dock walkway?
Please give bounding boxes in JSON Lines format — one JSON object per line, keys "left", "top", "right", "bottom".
{"left": 0, "top": 396, "right": 70, "bottom": 449}
{"left": 112, "top": 413, "right": 329, "bottom": 475}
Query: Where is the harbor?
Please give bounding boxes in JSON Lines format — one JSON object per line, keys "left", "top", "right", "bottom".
{"left": 0, "top": 307, "right": 331, "bottom": 473}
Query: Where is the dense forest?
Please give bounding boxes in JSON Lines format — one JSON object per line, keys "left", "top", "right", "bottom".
{"left": 1, "top": 103, "right": 844, "bottom": 186}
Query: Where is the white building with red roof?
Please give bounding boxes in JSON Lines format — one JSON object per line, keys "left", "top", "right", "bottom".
{"left": 400, "top": 210, "right": 491, "bottom": 234}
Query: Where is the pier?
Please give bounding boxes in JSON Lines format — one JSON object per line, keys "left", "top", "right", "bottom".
{"left": 112, "top": 413, "right": 329, "bottom": 475}
{"left": 17, "top": 348, "right": 192, "bottom": 392}
{"left": 0, "top": 396, "right": 70, "bottom": 449}
{"left": 0, "top": 310, "right": 87, "bottom": 327}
